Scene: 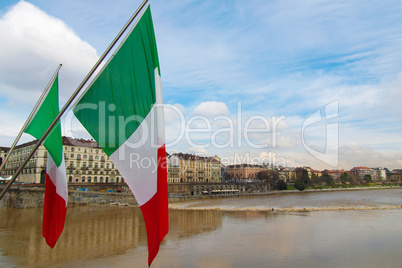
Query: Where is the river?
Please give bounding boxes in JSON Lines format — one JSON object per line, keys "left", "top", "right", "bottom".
{"left": 1, "top": 188, "right": 401, "bottom": 267}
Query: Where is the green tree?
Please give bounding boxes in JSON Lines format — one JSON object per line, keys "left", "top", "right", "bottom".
{"left": 363, "top": 174, "right": 372, "bottom": 184}
{"left": 301, "top": 169, "right": 310, "bottom": 185}
{"left": 311, "top": 173, "right": 320, "bottom": 184}
{"left": 340, "top": 172, "right": 349, "bottom": 184}
{"left": 294, "top": 181, "right": 306, "bottom": 191}
{"left": 277, "top": 180, "right": 287, "bottom": 190}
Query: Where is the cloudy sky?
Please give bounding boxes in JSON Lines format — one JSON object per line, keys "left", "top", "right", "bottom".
{"left": 1, "top": 0, "right": 402, "bottom": 170}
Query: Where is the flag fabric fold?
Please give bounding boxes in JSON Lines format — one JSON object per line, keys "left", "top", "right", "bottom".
{"left": 25, "top": 74, "right": 68, "bottom": 248}
{"left": 73, "top": 4, "right": 168, "bottom": 266}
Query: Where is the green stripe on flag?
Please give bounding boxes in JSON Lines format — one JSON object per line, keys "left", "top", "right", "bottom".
{"left": 73, "top": 6, "right": 160, "bottom": 156}
{"left": 25, "top": 75, "right": 63, "bottom": 167}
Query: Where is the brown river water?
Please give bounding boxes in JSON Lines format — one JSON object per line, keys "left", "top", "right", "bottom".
{"left": 1, "top": 188, "right": 401, "bottom": 267}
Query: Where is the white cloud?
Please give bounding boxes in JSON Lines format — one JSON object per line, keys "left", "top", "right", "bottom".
{"left": 187, "top": 146, "right": 209, "bottom": 156}
{"left": 0, "top": 1, "right": 99, "bottom": 146}
{"left": 193, "top": 101, "right": 229, "bottom": 117}
{"left": 0, "top": 1, "right": 98, "bottom": 103}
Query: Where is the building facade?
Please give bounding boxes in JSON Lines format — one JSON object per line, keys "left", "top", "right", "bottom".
{"left": 225, "top": 164, "right": 267, "bottom": 181}
{"left": 167, "top": 153, "right": 221, "bottom": 183}
{"left": 349, "top": 167, "right": 374, "bottom": 180}
{"left": 1, "top": 137, "right": 122, "bottom": 184}
{"left": 372, "top": 167, "right": 387, "bottom": 181}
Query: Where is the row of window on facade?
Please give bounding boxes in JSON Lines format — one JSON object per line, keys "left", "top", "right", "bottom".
{"left": 68, "top": 176, "right": 120, "bottom": 183}
{"left": 64, "top": 147, "right": 102, "bottom": 153}
{"left": 68, "top": 162, "right": 114, "bottom": 169}
{"left": 68, "top": 170, "right": 117, "bottom": 175}
{"left": 66, "top": 153, "right": 105, "bottom": 161}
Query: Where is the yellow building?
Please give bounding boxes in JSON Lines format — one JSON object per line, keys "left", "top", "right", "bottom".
{"left": 167, "top": 153, "right": 221, "bottom": 183}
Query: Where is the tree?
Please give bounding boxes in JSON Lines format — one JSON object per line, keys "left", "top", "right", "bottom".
{"left": 363, "top": 174, "right": 372, "bottom": 184}
{"left": 295, "top": 168, "right": 310, "bottom": 185}
{"left": 349, "top": 174, "right": 362, "bottom": 186}
{"left": 340, "top": 172, "right": 349, "bottom": 184}
{"left": 257, "top": 170, "right": 278, "bottom": 182}
{"left": 294, "top": 181, "right": 306, "bottom": 191}
{"left": 256, "top": 170, "right": 270, "bottom": 181}
{"left": 311, "top": 173, "right": 320, "bottom": 184}
{"left": 224, "top": 172, "right": 234, "bottom": 182}
{"left": 277, "top": 180, "right": 287, "bottom": 190}
{"left": 320, "top": 172, "right": 334, "bottom": 186}
{"left": 301, "top": 169, "right": 310, "bottom": 185}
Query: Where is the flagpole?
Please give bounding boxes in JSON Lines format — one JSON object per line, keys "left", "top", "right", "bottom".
{"left": 0, "top": 64, "right": 62, "bottom": 176}
{"left": 0, "top": 0, "right": 149, "bottom": 201}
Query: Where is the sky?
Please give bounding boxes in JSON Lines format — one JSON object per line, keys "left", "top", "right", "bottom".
{"left": 1, "top": 0, "right": 402, "bottom": 170}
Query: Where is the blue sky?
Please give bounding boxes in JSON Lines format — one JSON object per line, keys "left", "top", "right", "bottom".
{"left": 1, "top": 0, "right": 402, "bottom": 170}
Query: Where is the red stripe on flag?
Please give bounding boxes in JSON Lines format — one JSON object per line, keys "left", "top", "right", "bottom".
{"left": 140, "top": 144, "right": 169, "bottom": 266}
{"left": 42, "top": 174, "right": 67, "bottom": 248}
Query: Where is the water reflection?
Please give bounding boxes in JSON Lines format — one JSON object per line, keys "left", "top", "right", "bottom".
{"left": 1, "top": 189, "right": 402, "bottom": 267}
{"left": 0, "top": 206, "right": 223, "bottom": 267}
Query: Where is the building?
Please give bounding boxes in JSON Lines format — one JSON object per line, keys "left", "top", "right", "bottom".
{"left": 389, "top": 169, "right": 402, "bottom": 182}
{"left": 167, "top": 153, "right": 221, "bottom": 183}
{"left": 1, "top": 137, "right": 122, "bottom": 184}
{"left": 1, "top": 140, "right": 47, "bottom": 183}
{"left": 349, "top": 167, "right": 374, "bottom": 180}
{"left": 323, "top": 169, "right": 344, "bottom": 181}
{"left": 225, "top": 164, "right": 266, "bottom": 182}
{"left": 63, "top": 137, "right": 122, "bottom": 183}
{"left": 372, "top": 167, "right": 387, "bottom": 181}
{"left": 0, "top": 146, "right": 9, "bottom": 168}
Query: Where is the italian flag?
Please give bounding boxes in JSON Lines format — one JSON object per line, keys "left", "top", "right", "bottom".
{"left": 25, "top": 74, "right": 68, "bottom": 248}
{"left": 73, "top": 4, "right": 168, "bottom": 266}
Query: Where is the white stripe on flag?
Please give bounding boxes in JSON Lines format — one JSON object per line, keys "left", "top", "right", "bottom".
{"left": 109, "top": 104, "right": 159, "bottom": 206}
{"left": 46, "top": 155, "right": 68, "bottom": 205}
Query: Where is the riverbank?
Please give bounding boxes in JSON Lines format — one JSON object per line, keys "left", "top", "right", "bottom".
{"left": 1, "top": 184, "right": 401, "bottom": 208}
{"left": 168, "top": 185, "right": 402, "bottom": 202}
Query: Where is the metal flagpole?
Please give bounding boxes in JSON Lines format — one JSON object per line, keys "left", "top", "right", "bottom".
{"left": 0, "top": 0, "right": 149, "bottom": 201}
{"left": 0, "top": 64, "right": 62, "bottom": 175}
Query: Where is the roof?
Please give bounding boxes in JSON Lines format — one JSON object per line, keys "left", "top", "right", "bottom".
{"left": 226, "top": 164, "right": 265, "bottom": 169}
{"left": 350, "top": 167, "right": 372, "bottom": 170}
{"left": 170, "top": 153, "right": 220, "bottom": 162}
{"left": 62, "top": 137, "right": 100, "bottom": 148}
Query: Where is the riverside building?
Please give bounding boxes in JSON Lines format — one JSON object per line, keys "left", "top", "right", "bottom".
{"left": 167, "top": 153, "right": 221, "bottom": 183}
{"left": 0, "top": 137, "right": 122, "bottom": 184}
{"left": 225, "top": 164, "right": 267, "bottom": 182}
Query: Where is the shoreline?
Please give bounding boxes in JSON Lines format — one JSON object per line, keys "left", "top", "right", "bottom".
{"left": 168, "top": 185, "right": 402, "bottom": 202}
{"left": 1, "top": 185, "right": 401, "bottom": 209}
